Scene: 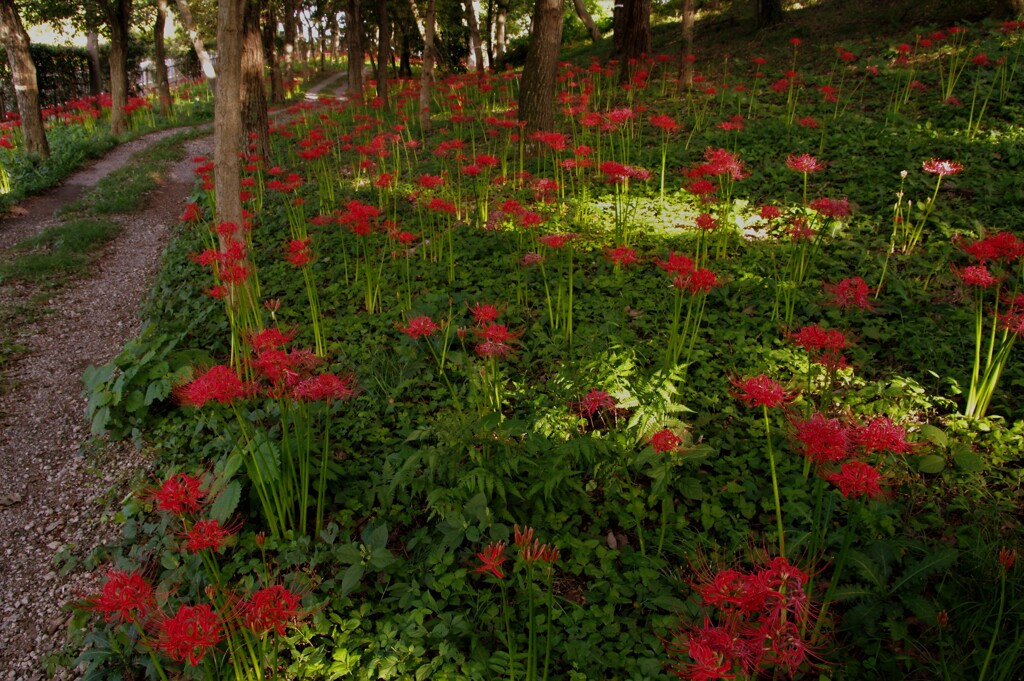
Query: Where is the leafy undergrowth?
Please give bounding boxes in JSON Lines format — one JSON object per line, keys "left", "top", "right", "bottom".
{"left": 71, "top": 20, "right": 1024, "bottom": 681}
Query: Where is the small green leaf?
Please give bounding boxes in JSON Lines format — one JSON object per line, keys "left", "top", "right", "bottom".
{"left": 917, "top": 454, "right": 946, "bottom": 474}
{"left": 209, "top": 480, "right": 240, "bottom": 523}
{"left": 953, "top": 448, "right": 985, "bottom": 472}
{"left": 918, "top": 424, "right": 947, "bottom": 449}
{"left": 678, "top": 476, "right": 704, "bottom": 500}
{"left": 341, "top": 563, "right": 364, "bottom": 596}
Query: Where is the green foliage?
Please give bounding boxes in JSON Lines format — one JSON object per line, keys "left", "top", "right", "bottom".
{"left": 0, "top": 218, "right": 119, "bottom": 283}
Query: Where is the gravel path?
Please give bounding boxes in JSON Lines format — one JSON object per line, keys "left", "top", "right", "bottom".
{"left": 0, "top": 130, "right": 212, "bottom": 681}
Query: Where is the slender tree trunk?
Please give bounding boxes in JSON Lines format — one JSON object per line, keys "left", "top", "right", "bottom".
{"left": 397, "top": 16, "right": 412, "bottom": 78}
{"left": 572, "top": 0, "right": 602, "bottom": 43}
{"left": 679, "top": 0, "right": 694, "bottom": 87}
{"left": 86, "top": 27, "right": 102, "bottom": 95}
{"left": 0, "top": 0, "right": 48, "bottom": 157}
{"left": 464, "top": 0, "right": 486, "bottom": 74}
{"left": 616, "top": 0, "right": 650, "bottom": 84}
{"left": 262, "top": 2, "right": 283, "bottom": 104}
{"left": 518, "top": 0, "right": 563, "bottom": 134}
{"left": 243, "top": 0, "right": 270, "bottom": 162}
{"left": 216, "top": 0, "right": 245, "bottom": 233}
{"left": 484, "top": 0, "right": 494, "bottom": 65}
{"left": 419, "top": 0, "right": 436, "bottom": 133}
{"left": 757, "top": 0, "right": 784, "bottom": 28}
{"left": 494, "top": 0, "right": 508, "bottom": 62}
{"left": 346, "top": 0, "right": 363, "bottom": 98}
{"left": 330, "top": 12, "right": 340, "bottom": 62}
{"left": 174, "top": 0, "right": 216, "bottom": 94}
{"left": 154, "top": 0, "right": 173, "bottom": 117}
{"left": 993, "top": 0, "right": 1024, "bottom": 17}
{"left": 375, "top": 0, "right": 389, "bottom": 107}
{"left": 100, "top": 0, "right": 133, "bottom": 136}
{"left": 283, "top": 0, "right": 297, "bottom": 95}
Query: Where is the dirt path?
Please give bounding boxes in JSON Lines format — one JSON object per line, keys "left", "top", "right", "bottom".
{"left": 0, "top": 129, "right": 212, "bottom": 681}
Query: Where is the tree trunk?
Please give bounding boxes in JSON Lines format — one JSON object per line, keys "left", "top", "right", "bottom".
{"left": 86, "top": 27, "right": 102, "bottom": 95}
{"left": 346, "top": 0, "right": 363, "bottom": 98}
{"left": 484, "top": 0, "right": 494, "bottom": 65}
{"left": 572, "top": 0, "right": 602, "bottom": 43}
{"left": 0, "top": 0, "right": 48, "bottom": 157}
{"left": 174, "top": 0, "right": 217, "bottom": 93}
{"left": 283, "top": 0, "right": 297, "bottom": 95}
{"left": 100, "top": 0, "right": 133, "bottom": 136}
{"left": 397, "top": 15, "right": 412, "bottom": 78}
{"left": 375, "top": 0, "right": 389, "bottom": 107}
{"left": 216, "top": 0, "right": 245, "bottom": 233}
{"left": 243, "top": 0, "right": 270, "bottom": 162}
{"left": 154, "top": 0, "right": 173, "bottom": 117}
{"left": 494, "top": 0, "right": 508, "bottom": 62}
{"left": 993, "top": 0, "right": 1024, "bottom": 16}
{"left": 464, "top": 0, "right": 487, "bottom": 74}
{"left": 518, "top": 0, "right": 563, "bottom": 134}
{"left": 616, "top": 0, "right": 650, "bottom": 83}
{"left": 262, "top": 2, "right": 283, "bottom": 104}
{"left": 419, "top": 0, "right": 436, "bottom": 133}
{"left": 757, "top": 0, "right": 784, "bottom": 28}
{"left": 679, "top": 0, "right": 694, "bottom": 87}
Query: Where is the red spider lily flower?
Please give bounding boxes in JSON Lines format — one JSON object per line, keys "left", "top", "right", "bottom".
{"left": 469, "top": 302, "right": 501, "bottom": 326}
{"left": 522, "top": 540, "right": 560, "bottom": 565}
{"left": 687, "top": 178, "right": 717, "bottom": 197}
{"left": 650, "top": 114, "right": 679, "bottom": 132}
{"left": 475, "top": 154, "right": 500, "bottom": 167}
{"left": 514, "top": 525, "right": 535, "bottom": 549}
{"left": 953, "top": 264, "right": 998, "bottom": 288}
{"left": 972, "top": 53, "right": 990, "bottom": 67}
{"left": 156, "top": 603, "right": 222, "bottom": 666}
{"left": 658, "top": 251, "right": 695, "bottom": 276}
{"left": 790, "top": 412, "right": 851, "bottom": 465}
{"left": 853, "top": 416, "right": 916, "bottom": 455}
{"left": 179, "top": 202, "right": 202, "bottom": 223}
{"left": 786, "top": 153, "right": 825, "bottom": 174}
{"left": 243, "top": 585, "right": 303, "bottom": 637}
{"left": 417, "top": 174, "right": 446, "bottom": 189}
{"left": 650, "top": 428, "right": 683, "bottom": 453}
{"left": 701, "top": 147, "right": 748, "bottom": 180}
{"left": 576, "top": 388, "right": 616, "bottom": 417}
{"left": 960, "top": 232, "right": 1024, "bottom": 263}
{"left": 85, "top": 569, "right": 155, "bottom": 624}
{"left": 797, "top": 116, "right": 819, "bottom": 128}
{"left": 474, "top": 541, "right": 507, "bottom": 579}
{"left": 184, "top": 518, "right": 234, "bottom": 553}
{"left": 606, "top": 245, "right": 638, "bottom": 267}
{"left": 401, "top": 315, "right": 441, "bottom": 340}
{"left": 823, "top": 277, "right": 874, "bottom": 311}
{"left": 427, "top": 197, "right": 458, "bottom": 214}
{"left": 825, "top": 460, "right": 885, "bottom": 500}
{"left": 695, "top": 213, "right": 718, "bottom": 231}
{"left": 791, "top": 324, "right": 848, "bottom": 354}
{"left": 760, "top": 205, "right": 782, "bottom": 221}
{"left": 292, "top": 373, "right": 359, "bottom": 402}
{"left": 999, "top": 548, "right": 1017, "bottom": 571}
{"left": 253, "top": 348, "right": 320, "bottom": 387}
{"left": 808, "top": 197, "right": 851, "bottom": 219}
{"left": 538, "top": 233, "right": 577, "bottom": 249}
{"left": 922, "top": 158, "right": 963, "bottom": 176}
{"left": 675, "top": 268, "right": 720, "bottom": 295}
{"left": 1000, "top": 309, "right": 1024, "bottom": 336}
{"left": 730, "top": 375, "right": 795, "bottom": 409}
{"left": 249, "top": 327, "right": 295, "bottom": 354}
{"left": 205, "top": 285, "right": 227, "bottom": 299}
{"left": 176, "top": 365, "right": 253, "bottom": 408}
{"left": 286, "top": 238, "right": 313, "bottom": 267}
{"left": 520, "top": 252, "right": 543, "bottom": 267}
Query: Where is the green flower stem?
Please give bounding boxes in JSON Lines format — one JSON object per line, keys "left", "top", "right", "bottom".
{"left": 815, "top": 498, "right": 863, "bottom": 641}
{"left": 763, "top": 405, "right": 786, "bottom": 558}
{"left": 977, "top": 564, "right": 1008, "bottom": 681}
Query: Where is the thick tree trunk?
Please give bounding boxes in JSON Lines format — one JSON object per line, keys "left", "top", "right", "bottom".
{"left": 216, "top": 0, "right": 245, "bottom": 233}
{"left": 154, "top": 0, "right": 173, "bottom": 117}
{"left": 174, "top": 0, "right": 216, "bottom": 93}
{"left": 86, "top": 27, "right": 102, "bottom": 95}
{"left": 262, "top": 2, "right": 283, "bottom": 104}
{"left": 101, "top": 0, "right": 133, "bottom": 136}
{"left": 283, "top": 0, "right": 297, "bottom": 95}
{"left": 243, "top": 0, "right": 270, "bottom": 162}
{"left": 397, "top": 16, "right": 412, "bottom": 78}
{"left": 757, "top": 0, "right": 784, "bottom": 28}
{"left": 616, "top": 0, "right": 650, "bottom": 83}
{"left": 679, "top": 0, "right": 694, "bottom": 87}
{"left": 517, "top": 0, "right": 563, "bottom": 134}
{"left": 375, "top": 0, "right": 389, "bottom": 107}
{"left": 572, "top": 0, "right": 602, "bottom": 43}
{"left": 464, "top": 0, "right": 487, "bottom": 74}
{"left": 0, "top": 0, "right": 48, "bottom": 157}
{"left": 346, "top": 0, "right": 363, "bottom": 98}
{"left": 494, "top": 0, "right": 508, "bottom": 62}
{"left": 419, "top": 0, "right": 436, "bottom": 133}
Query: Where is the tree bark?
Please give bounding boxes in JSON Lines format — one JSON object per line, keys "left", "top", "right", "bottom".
{"left": 243, "top": 0, "right": 270, "bottom": 162}
{"left": 616, "top": 0, "right": 650, "bottom": 84}
{"left": 173, "top": 0, "right": 217, "bottom": 94}
{"left": 757, "top": 0, "right": 784, "bottom": 28}
{"left": 346, "top": 0, "right": 363, "bottom": 98}
{"left": 572, "top": 0, "right": 602, "bottom": 43}
{"left": 494, "top": 0, "right": 508, "bottom": 62}
{"left": 993, "top": 0, "right": 1024, "bottom": 16}
{"left": 283, "top": 0, "right": 297, "bottom": 95}
{"left": 375, "top": 0, "right": 389, "bottom": 107}
{"left": 99, "top": 0, "right": 132, "bottom": 136}
{"left": 517, "top": 0, "right": 563, "bottom": 134}
{"left": 216, "top": 0, "right": 245, "bottom": 233}
{"left": 262, "top": 1, "right": 283, "bottom": 104}
{"left": 419, "top": 0, "right": 436, "bottom": 133}
{"left": 0, "top": 0, "right": 48, "bottom": 157}
{"left": 154, "top": 0, "right": 173, "bottom": 117}
{"left": 679, "top": 0, "right": 694, "bottom": 87}
{"left": 464, "top": 0, "right": 487, "bottom": 74}
{"left": 86, "top": 27, "right": 102, "bottom": 95}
